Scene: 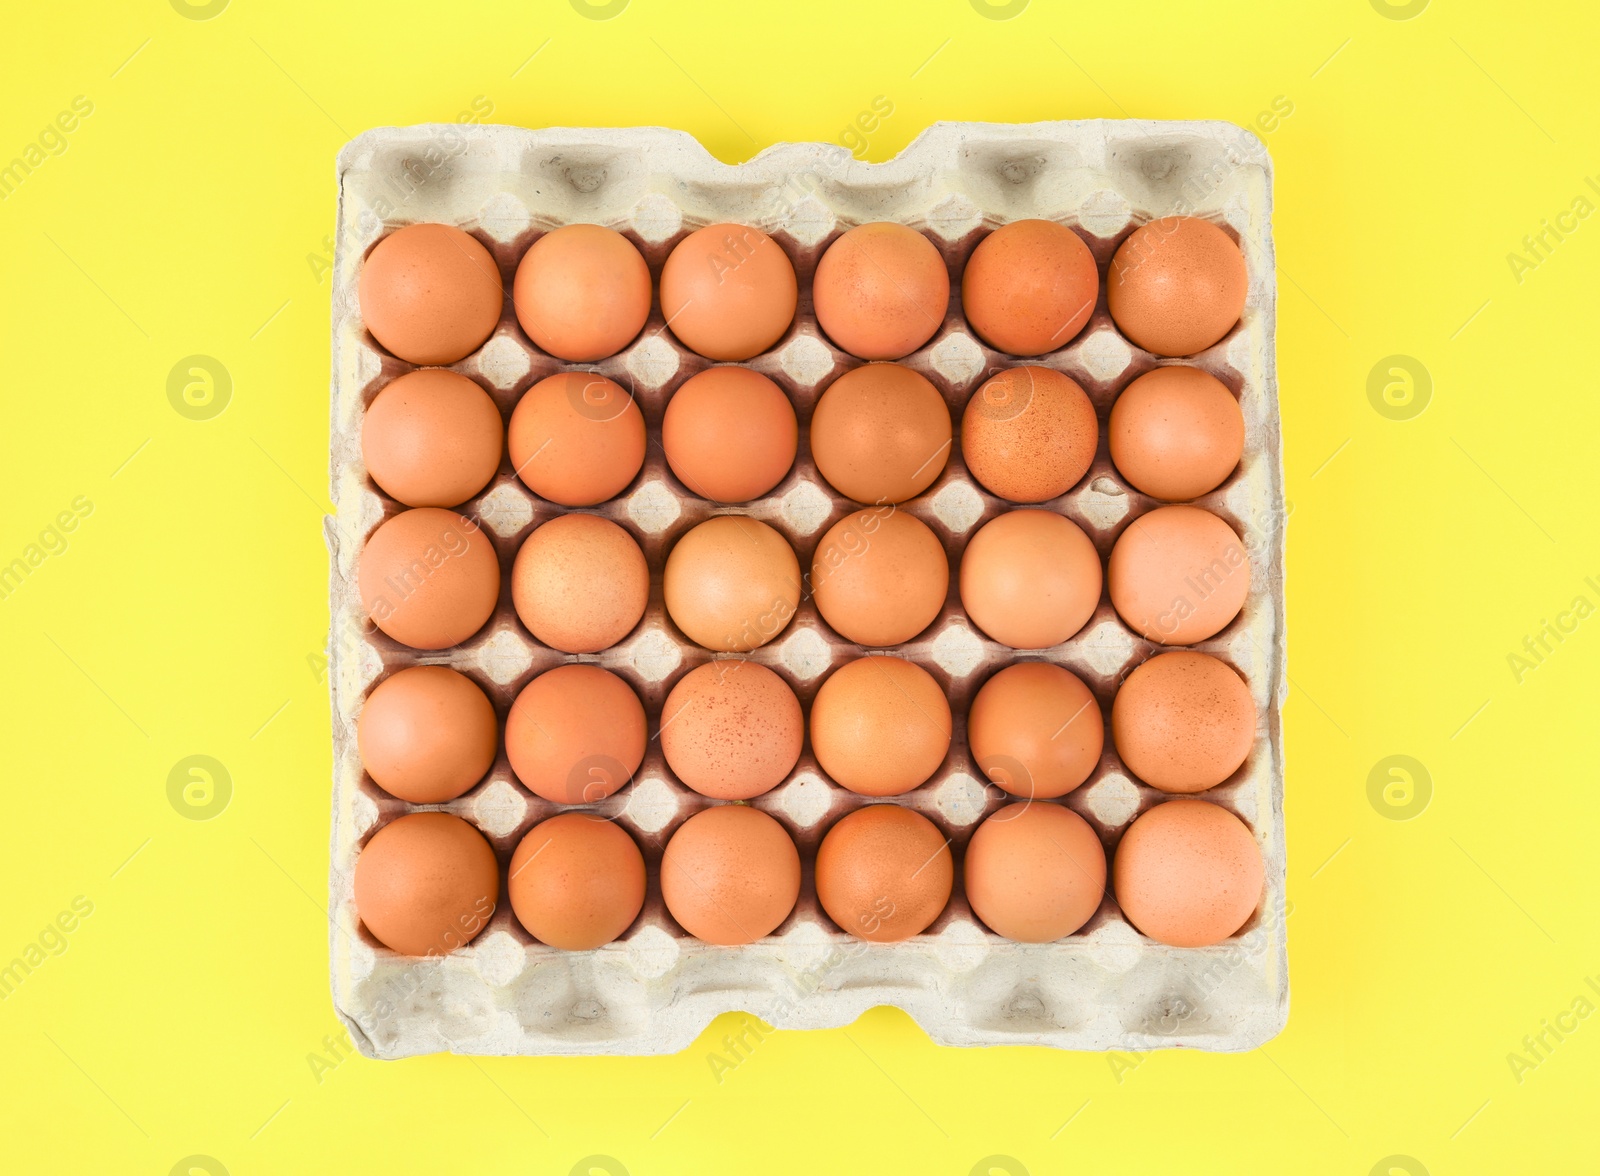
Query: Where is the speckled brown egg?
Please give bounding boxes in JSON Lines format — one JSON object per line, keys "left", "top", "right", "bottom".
{"left": 1113, "top": 652, "right": 1255, "bottom": 793}
{"left": 1109, "top": 366, "right": 1245, "bottom": 501}
{"left": 663, "top": 516, "right": 801, "bottom": 652}
{"left": 660, "top": 223, "right": 798, "bottom": 360}
{"left": 961, "top": 367, "right": 1098, "bottom": 503}
{"left": 811, "top": 509, "right": 949, "bottom": 646}
{"left": 508, "top": 371, "right": 645, "bottom": 506}
{"left": 512, "top": 223, "right": 651, "bottom": 362}
{"left": 1108, "top": 217, "right": 1248, "bottom": 357}
{"left": 504, "top": 663, "right": 646, "bottom": 804}
{"left": 358, "top": 507, "right": 500, "bottom": 650}
{"left": 815, "top": 805, "right": 951, "bottom": 942}
{"left": 662, "top": 367, "right": 798, "bottom": 503}
{"left": 659, "top": 660, "right": 803, "bottom": 800}
{"left": 961, "top": 220, "right": 1098, "bottom": 356}
{"left": 968, "top": 662, "right": 1103, "bottom": 799}
{"left": 965, "top": 803, "right": 1106, "bottom": 942}
{"left": 357, "top": 666, "right": 498, "bottom": 804}
{"left": 361, "top": 369, "right": 504, "bottom": 508}
{"left": 1113, "top": 799, "right": 1264, "bottom": 947}
{"left": 810, "top": 363, "right": 952, "bottom": 505}
{"left": 508, "top": 814, "right": 646, "bottom": 950}
{"left": 959, "top": 510, "right": 1102, "bottom": 649}
{"left": 358, "top": 223, "right": 502, "bottom": 365}
{"left": 512, "top": 513, "right": 649, "bottom": 653}
{"left": 813, "top": 222, "right": 950, "bottom": 360}
{"left": 353, "top": 812, "right": 498, "bottom": 956}
{"left": 1108, "top": 505, "right": 1250, "bottom": 645}
{"left": 809, "top": 655, "right": 951, "bottom": 796}
{"left": 661, "top": 805, "right": 801, "bottom": 945}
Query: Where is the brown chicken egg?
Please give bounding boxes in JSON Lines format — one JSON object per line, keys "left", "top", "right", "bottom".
{"left": 353, "top": 812, "right": 498, "bottom": 956}
{"left": 811, "top": 509, "right": 948, "bottom": 646}
{"left": 357, "top": 666, "right": 498, "bottom": 804}
{"left": 1113, "top": 652, "right": 1255, "bottom": 793}
{"left": 815, "top": 805, "right": 951, "bottom": 942}
{"left": 813, "top": 222, "right": 950, "bottom": 360}
{"left": 508, "top": 371, "right": 645, "bottom": 506}
{"left": 358, "top": 507, "right": 500, "bottom": 650}
{"left": 961, "top": 367, "right": 1098, "bottom": 503}
{"left": 1108, "top": 217, "right": 1248, "bottom": 357}
{"left": 961, "top": 220, "right": 1098, "bottom": 356}
{"left": 660, "top": 223, "right": 798, "bottom": 360}
{"left": 1113, "top": 798, "right": 1264, "bottom": 947}
{"left": 659, "top": 660, "right": 803, "bottom": 799}
{"left": 662, "top": 367, "right": 798, "bottom": 503}
{"left": 508, "top": 813, "right": 646, "bottom": 950}
{"left": 362, "top": 369, "right": 504, "bottom": 508}
{"left": 809, "top": 655, "right": 951, "bottom": 796}
{"left": 959, "top": 510, "right": 1102, "bottom": 649}
{"left": 1108, "top": 505, "right": 1250, "bottom": 645}
{"left": 663, "top": 516, "right": 800, "bottom": 652}
{"left": 512, "top": 514, "right": 648, "bottom": 653}
{"left": 358, "top": 223, "right": 503, "bottom": 365}
{"left": 968, "top": 662, "right": 1103, "bottom": 799}
{"left": 504, "top": 663, "right": 646, "bottom": 804}
{"left": 661, "top": 805, "right": 801, "bottom": 945}
{"left": 512, "top": 223, "right": 651, "bottom": 362}
{"left": 810, "top": 364, "right": 952, "bottom": 504}
{"left": 1109, "top": 366, "right": 1245, "bottom": 501}
{"left": 965, "top": 803, "right": 1106, "bottom": 942}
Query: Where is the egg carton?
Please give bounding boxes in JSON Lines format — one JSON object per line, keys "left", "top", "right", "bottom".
{"left": 325, "top": 120, "right": 1286, "bottom": 1058}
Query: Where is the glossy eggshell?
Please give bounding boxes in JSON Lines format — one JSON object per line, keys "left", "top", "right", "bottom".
{"left": 809, "top": 363, "right": 952, "bottom": 505}
{"left": 812, "top": 222, "right": 950, "bottom": 360}
{"left": 508, "top": 371, "right": 646, "bottom": 506}
{"left": 504, "top": 663, "right": 646, "bottom": 804}
{"left": 512, "top": 223, "right": 651, "bottom": 362}
{"left": 358, "top": 507, "right": 500, "bottom": 650}
{"left": 361, "top": 368, "right": 504, "bottom": 508}
{"left": 507, "top": 814, "right": 646, "bottom": 950}
{"left": 659, "top": 660, "right": 803, "bottom": 800}
{"left": 660, "top": 805, "right": 801, "bottom": 945}
{"left": 358, "top": 223, "right": 503, "bottom": 366}
{"left": 660, "top": 223, "right": 798, "bottom": 360}
{"left": 357, "top": 666, "right": 498, "bottom": 803}
{"left": 811, "top": 509, "right": 949, "bottom": 647}
{"left": 809, "top": 656, "right": 952, "bottom": 797}
{"left": 1109, "top": 366, "right": 1245, "bottom": 501}
{"left": 661, "top": 367, "right": 798, "bottom": 503}
{"left": 815, "top": 805, "right": 952, "bottom": 942}
{"left": 353, "top": 812, "right": 499, "bottom": 956}
{"left": 964, "top": 803, "right": 1107, "bottom": 942}
{"left": 959, "top": 510, "right": 1102, "bottom": 649}
{"left": 960, "top": 367, "right": 1097, "bottom": 503}
{"left": 1108, "top": 505, "right": 1250, "bottom": 645}
{"left": 663, "top": 517, "right": 801, "bottom": 652}
{"left": 1112, "top": 798, "right": 1264, "bottom": 947}
{"left": 1113, "top": 651, "right": 1255, "bottom": 793}
{"left": 1108, "top": 217, "right": 1248, "bottom": 357}
{"left": 511, "top": 514, "right": 649, "bottom": 654}
{"left": 961, "top": 220, "right": 1098, "bottom": 356}
{"left": 967, "top": 662, "right": 1103, "bottom": 799}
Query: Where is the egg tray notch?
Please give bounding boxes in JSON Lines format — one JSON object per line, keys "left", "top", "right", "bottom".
{"left": 326, "top": 120, "right": 1286, "bottom": 1059}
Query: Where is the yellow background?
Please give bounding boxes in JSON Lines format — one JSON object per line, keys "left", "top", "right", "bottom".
{"left": 2, "top": 0, "right": 1595, "bottom": 1172}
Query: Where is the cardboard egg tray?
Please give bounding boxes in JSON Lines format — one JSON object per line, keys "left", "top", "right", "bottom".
{"left": 325, "top": 120, "right": 1286, "bottom": 1058}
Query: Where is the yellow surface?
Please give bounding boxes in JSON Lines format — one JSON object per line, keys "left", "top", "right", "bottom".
{"left": 2, "top": 0, "right": 1595, "bottom": 1172}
